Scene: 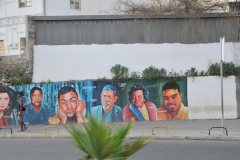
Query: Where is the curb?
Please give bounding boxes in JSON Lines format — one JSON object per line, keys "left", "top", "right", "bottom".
{"left": 1, "top": 134, "right": 240, "bottom": 141}
{"left": 128, "top": 135, "right": 240, "bottom": 141}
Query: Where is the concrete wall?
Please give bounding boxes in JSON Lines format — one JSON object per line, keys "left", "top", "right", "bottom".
{"left": 1, "top": 76, "right": 238, "bottom": 126}
{"left": 34, "top": 14, "right": 239, "bottom": 45}
{"left": 188, "top": 76, "right": 237, "bottom": 119}
{"left": 32, "top": 43, "right": 240, "bottom": 83}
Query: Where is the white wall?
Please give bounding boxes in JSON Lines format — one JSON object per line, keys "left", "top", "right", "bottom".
{"left": 0, "top": 0, "right": 43, "bottom": 18}
{"left": 188, "top": 76, "right": 237, "bottom": 119}
{"left": 0, "top": 0, "right": 43, "bottom": 56}
{"left": 46, "top": 0, "right": 115, "bottom": 16}
{"left": 33, "top": 43, "right": 239, "bottom": 83}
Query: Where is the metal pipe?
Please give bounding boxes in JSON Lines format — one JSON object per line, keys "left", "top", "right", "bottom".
{"left": 220, "top": 37, "right": 225, "bottom": 132}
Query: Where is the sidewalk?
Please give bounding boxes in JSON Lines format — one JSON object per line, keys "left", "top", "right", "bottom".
{"left": 0, "top": 119, "right": 239, "bottom": 141}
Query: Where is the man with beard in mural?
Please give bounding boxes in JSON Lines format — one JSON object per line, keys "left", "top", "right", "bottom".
{"left": 157, "top": 82, "right": 188, "bottom": 120}
{"left": 23, "top": 87, "right": 51, "bottom": 124}
{"left": 123, "top": 84, "right": 157, "bottom": 121}
{"left": 91, "top": 85, "right": 122, "bottom": 122}
{"left": 56, "top": 86, "right": 86, "bottom": 124}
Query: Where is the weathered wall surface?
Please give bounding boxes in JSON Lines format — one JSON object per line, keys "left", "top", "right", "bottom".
{"left": 188, "top": 76, "right": 237, "bottom": 119}
{"left": 33, "top": 43, "right": 240, "bottom": 83}
{"left": 33, "top": 14, "right": 239, "bottom": 45}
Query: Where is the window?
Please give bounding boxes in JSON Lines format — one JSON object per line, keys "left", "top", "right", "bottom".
{"left": 20, "top": 38, "right": 26, "bottom": 55}
{"left": 0, "top": 40, "right": 5, "bottom": 56}
{"left": 19, "top": 0, "right": 32, "bottom": 8}
{"left": 70, "top": 0, "right": 81, "bottom": 10}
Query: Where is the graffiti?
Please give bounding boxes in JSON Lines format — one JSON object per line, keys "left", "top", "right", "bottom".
{"left": 118, "top": 82, "right": 126, "bottom": 88}
{"left": 0, "top": 77, "right": 188, "bottom": 126}
{"left": 83, "top": 86, "right": 96, "bottom": 91}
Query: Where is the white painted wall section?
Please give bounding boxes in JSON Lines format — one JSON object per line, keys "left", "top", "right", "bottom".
{"left": 33, "top": 43, "right": 239, "bottom": 83}
{"left": 46, "top": 0, "right": 115, "bottom": 16}
{"left": 188, "top": 76, "right": 237, "bottom": 119}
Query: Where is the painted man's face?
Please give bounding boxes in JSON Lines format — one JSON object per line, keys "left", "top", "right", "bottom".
{"left": 162, "top": 89, "right": 182, "bottom": 112}
{"left": 59, "top": 91, "right": 78, "bottom": 118}
{"left": 101, "top": 90, "right": 117, "bottom": 113}
{"left": 30, "top": 90, "right": 42, "bottom": 107}
{"left": 0, "top": 93, "right": 10, "bottom": 111}
{"left": 131, "top": 90, "right": 145, "bottom": 108}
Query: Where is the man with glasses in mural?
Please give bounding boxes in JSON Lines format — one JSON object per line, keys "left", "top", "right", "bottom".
{"left": 123, "top": 84, "right": 157, "bottom": 121}
{"left": 157, "top": 82, "right": 188, "bottom": 120}
{"left": 23, "top": 87, "right": 51, "bottom": 125}
{"left": 91, "top": 85, "right": 122, "bottom": 122}
{"left": 56, "top": 86, "right": 86, "bottom": 124}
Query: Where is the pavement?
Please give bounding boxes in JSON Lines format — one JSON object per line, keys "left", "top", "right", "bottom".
{"left": 0, "top": 119, "right": 240, "bottom": 141}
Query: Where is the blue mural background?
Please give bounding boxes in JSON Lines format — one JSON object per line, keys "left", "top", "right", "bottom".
{"left": 9, "top": 81, "right": 96, "bottom": 118}
{"left": 0, "top": 77, "right": 188, "bottom": 126}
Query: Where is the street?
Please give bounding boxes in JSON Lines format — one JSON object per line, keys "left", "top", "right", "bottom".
{"left": 1, "top": 139, "right": 240, "bottom": 160}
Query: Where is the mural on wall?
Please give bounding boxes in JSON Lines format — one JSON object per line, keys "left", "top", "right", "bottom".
{"left": 0, "top": 77, "right": 188, "bottom": 126}
{"left": 0, "top": 87, "right": 19, "bottom": 126}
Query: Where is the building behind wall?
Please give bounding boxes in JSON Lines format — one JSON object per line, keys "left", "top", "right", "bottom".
{"left": 0, "top": 0, "right": 114, "bottom": 86}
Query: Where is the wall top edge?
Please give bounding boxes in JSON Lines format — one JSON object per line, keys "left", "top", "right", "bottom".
{"left": 31, "top": 13, "right": 239, "bottom": 21}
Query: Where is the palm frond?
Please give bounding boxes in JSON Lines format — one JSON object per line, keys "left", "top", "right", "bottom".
{"left": 65, "top": 116, "right": 152, "bottom": 159}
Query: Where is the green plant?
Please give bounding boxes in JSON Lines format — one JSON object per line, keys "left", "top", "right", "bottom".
{"left": 159, "top": 68, "right": 167, "bottom": 77}
{"left": 110, "top": 64, "right": 129, "bottom": 85}
{"left": 166, "top": 69, "right": 181, "bottom": 83}
{"left": 129, "top": 71, "right": 141, "bottom": 80}
{"left": 208, "top": 62, "right": 219, "bottom": 76}
{"left": 142, "top": 66, "right": 167, "bottom": 80}
{"left": 8, "top": 66, "right": 31, "bottom": 85}
{"left": 66, "top": 116, "right": 151, "bottom": 160}
{"left": 208, "top": 62, "right": 240, "bottom": 77}
{"left": 199, "top": 70, "right": 205, "bottom": 76}
{"left": 110, "top": 64, "right": 129, "bottom": 79}
{"left": 185, "top": 67, "right": 198, "bottom": 77}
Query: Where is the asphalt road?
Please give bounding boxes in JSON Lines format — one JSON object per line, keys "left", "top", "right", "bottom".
{"left": 1, "top": 139, "right": 240, "bottom": 160}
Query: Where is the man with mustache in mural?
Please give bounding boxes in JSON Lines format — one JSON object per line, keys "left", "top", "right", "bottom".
{"left": 23, "top": 87, "right": 51, "bottom": 125}
{"left": 123, "top": 84, "right": 157, "bottom": 121}
{"left": 157, "top": 82, "right": 188, "bottom": 120}
{"left": 56, "top": 86, "right": 87, "bottom": 124}
{"left": 91, "top": 85, "right": 122, "bottom": 122}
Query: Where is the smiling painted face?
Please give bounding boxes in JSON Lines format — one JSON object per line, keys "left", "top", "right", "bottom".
{"left": 0, "top": 93, "right": 10, "bottom": 112}
{"left": 162, "top": 89, "right": 182, "bottom": 112}
{"left": 131, "top": 90, "right": 145, "bottom": 108}
{"left": 59, "top": 91, "right": 78, "bottom": 118}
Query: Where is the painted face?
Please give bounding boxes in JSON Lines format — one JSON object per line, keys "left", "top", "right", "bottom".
{"left": 131, "top": 90, "right": 145, "bottom": 108}
{"left": 162, "top": 89, "right": 182, "bottom": 112}
{"left": 59, "top": 91, "right": 78, "bottom": 118}
{"left": 30, "top": 90, "right": 43, "bottom": 107}
{"left": 0, "top": 93, "right": 10, "bottom": 111}
{"left": 101, "top": 90, "right": 117, "bottom": 113}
